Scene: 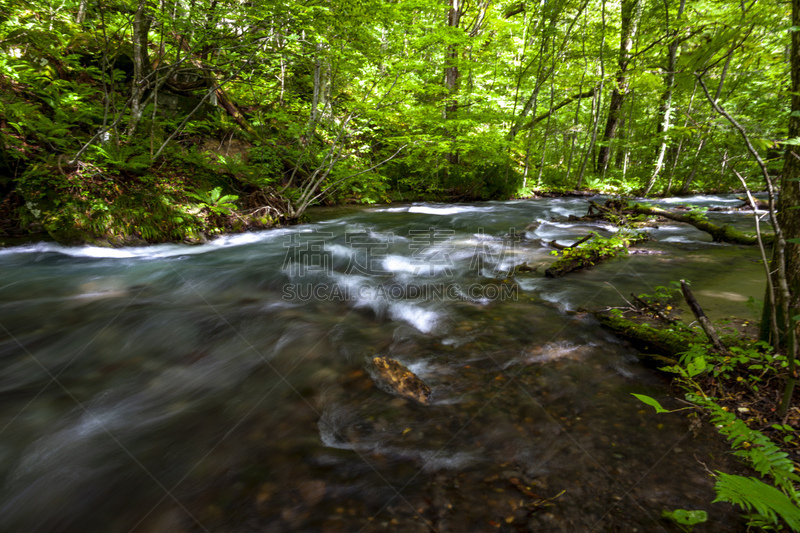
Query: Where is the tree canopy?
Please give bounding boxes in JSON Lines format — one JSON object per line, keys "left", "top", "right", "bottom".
{"left": 0, "top": 0, "right": 792, "bottom": 242}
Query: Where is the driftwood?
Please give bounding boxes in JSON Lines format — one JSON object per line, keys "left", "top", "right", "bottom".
{"left": 549, "top": 233, "right": 593, "bottom": 250}
{"left": 680, "top": 280, "right": 729, "bottom": 356}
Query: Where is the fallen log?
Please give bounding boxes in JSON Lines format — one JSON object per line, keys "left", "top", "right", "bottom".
{"left": 627, "top": 203, "right": 772, "bottom": 245}
{"left": 592, "top": 313, "right": 687, "bottom": 366}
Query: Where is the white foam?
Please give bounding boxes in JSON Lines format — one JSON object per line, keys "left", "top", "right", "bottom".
{"left": 366, "top": 206, "right": 410, "bottom": 213}
{"left": 407, "top": 205, "right": 483, "bottom": 215}
{"left": 388, "top": 302, "right": 440, "bottom": 333}
{"left": 0, "top": 230, "right": 291, "bottom": 260}
{"left": 662, "top": 235, "right": 700, "bottom": 243}
{"left": 382, "top": 253, "right": 456, "bottom": 277}
{"left": 660, "top": 195, "right": 739, "bottom": 204}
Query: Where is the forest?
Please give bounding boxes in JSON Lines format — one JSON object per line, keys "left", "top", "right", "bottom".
{"left": 4, "top": 0, "right": 800, "bottom": 531}
{"left": 0, "top": 0, "right": 793, "bottom": 242}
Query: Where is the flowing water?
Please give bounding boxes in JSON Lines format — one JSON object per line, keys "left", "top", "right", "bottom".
{"left": 0, "top": 195, "right": 767, "bottom": 532}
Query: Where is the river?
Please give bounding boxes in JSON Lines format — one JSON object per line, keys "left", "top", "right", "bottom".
{"left": 0, "top": 195, "right": 765, "bottom": 531}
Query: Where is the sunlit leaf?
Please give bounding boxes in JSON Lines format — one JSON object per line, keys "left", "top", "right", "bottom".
{"left": 631, "top": 394, "right": 670, "bottom": 414}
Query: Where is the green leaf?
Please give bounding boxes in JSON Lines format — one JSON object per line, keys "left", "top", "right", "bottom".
{"left": 687, "top": 355, "right": 707, "bottom": 377}
{"left": 631, "top": 394, "right": 670, "bottom": 413}
{"left": 662, "top": 508, "right": 708, "bottom": 526}
{"left": 713, "top": 473, "right": 800, "bottom": 531}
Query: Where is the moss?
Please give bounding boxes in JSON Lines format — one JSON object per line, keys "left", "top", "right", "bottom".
{"left": 593, "top": 313, "right": 698, "bottom": 366}
{"left": 545, "top": 232, "right": 648, "bottom": 278}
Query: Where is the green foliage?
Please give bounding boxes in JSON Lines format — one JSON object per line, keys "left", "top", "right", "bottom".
{"left": 638, "top": 386, "right": 800, "bottom": 530}
{"left": 688, "top": 393, "right": 800, "bottom": 495}
{"left": 630, "top": 393, "right": 671, "bottom": 413}
{"left": 91, "top": 143, "right": 151, "bottom": 173}
{"left": 661, "top": 509, "right": 708, "bottom": 532}
{"left": 713, "top": 474, "right": 800, "bottom": 531}
{"left": 550, "top": 230, "right": 646, "bottom": 263}
{"left": 0, "top": 0, "right": 792, "bottom": 236}
{"left": 638, "top": 281, "right": 683, "bottom": 303}
{"left": 633, "top": 314, "right": 800, "bottom": 532}
{"left": 187, "top": 187, "right": 238, "bottom": 216}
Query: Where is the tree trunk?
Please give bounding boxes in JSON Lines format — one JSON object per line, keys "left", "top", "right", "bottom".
{"left": 680, "top": 51, "right": 733, "bottom": 193}
{"left": 127, "top": 0, "right": 153, "bottom": 137}
{"left": 596, "top": 0, "right": 642, "bottom": 174}
{"left": 777, "top": 0, "right": 800, "bottom": 407}
{"left": 577, "top": 0, "right": 606, "bottom": 189}
{"left": 760, "top": 0, "right": 800, "bottom": 412}
{"left": 565, "top": 16, "right": 588, "bottom": 184}
{"left": 642, "top": 0, "right": 686, "bottom": 196}
{"left": 783, "top": 0, "right": 800, "bottom": 323}
{"left": 445, "top": 0, "right": 461, "bottom": 165}
{"left": 76, "top": 0, "right": 87, "bottom": 23}
{"left": 664, "top": 79, "right": 698, "bottom": 193}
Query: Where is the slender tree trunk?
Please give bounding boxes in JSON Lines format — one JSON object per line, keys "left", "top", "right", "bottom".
{"left": 566, "top": 9, "right": 589, "bottom": 184}
{"left": 595, "top": 0, "right": 642, "bottom": 174}
{"left": 521, "top": 20, "right": 550, "bottom": 187}
{"left": 127, "top": 0, "right": 153, "bottom": 137}
{"left": 309, "top": 42, "right": 324, "bottom": 134}
{"left": 509, "top": 5, "right": 551, "bottom": 144}
{"left": 536, "top": 45, "right": 557, "bottom": 188}
{"left": 509, "top": 0, "right": 589, "bottom": 142}
{"left": 664, "top": 79, "right": 697, "bottom": 193}
{"left": 76, "top": 0, "right": 87, "bottom": 23}
{"left": 680, "top": 51, "right": 733, "bottom": 193}
{"left": 577, "top": 0, "right": 606, "bottom": 189}
{"left": 643, "top": 0, "right": 686, "bottom": 196}
{"left": 445, "top": 0, "right": 462, "bottom": 165}
{"left": 620, "top": 89, "right": 636, "bottom": 180}
{"left": 563, "top": 87, "right": 583, "bottom": 183}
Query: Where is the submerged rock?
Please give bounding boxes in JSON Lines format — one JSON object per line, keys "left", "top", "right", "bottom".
{"left": 371, "top": 357, "right": 431, "bottom": 405}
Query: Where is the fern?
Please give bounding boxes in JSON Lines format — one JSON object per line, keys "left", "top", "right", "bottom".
{"left": 688, "top": 393, "right": 800, "bottom": 495}
{"left": 714, "top": 473, "right": 800, "bottom": 531}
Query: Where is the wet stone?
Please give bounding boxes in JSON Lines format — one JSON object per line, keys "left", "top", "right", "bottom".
{"left": 371, "top": 357, "right": 432, "bottom": 405}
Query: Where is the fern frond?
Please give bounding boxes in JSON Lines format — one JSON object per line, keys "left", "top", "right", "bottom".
{"left": 688, "top": 393, "right": 800, "bottom": 495}
{"left": 714, "top": 473, "right": 800, "bottom": 531}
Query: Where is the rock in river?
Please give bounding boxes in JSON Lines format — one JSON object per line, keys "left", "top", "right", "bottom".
{"left": 371, "top": 357, "right": 431, "bottom": 405}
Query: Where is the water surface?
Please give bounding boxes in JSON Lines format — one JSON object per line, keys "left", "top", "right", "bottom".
{"left": 0, "top": 195, "right": 765, "bottom": 531}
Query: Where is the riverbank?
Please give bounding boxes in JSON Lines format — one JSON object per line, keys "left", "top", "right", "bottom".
{"left": 2, "top": 181, "right": 769, "bottom": 248}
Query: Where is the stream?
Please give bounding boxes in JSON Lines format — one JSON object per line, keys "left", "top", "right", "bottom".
{"left": 0, "top": 195, "right": 767, "bottom": 532}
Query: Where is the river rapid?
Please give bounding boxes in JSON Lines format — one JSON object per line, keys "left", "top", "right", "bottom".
{"left": 0, "top": 195, "right": 767, "bottom": 531}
